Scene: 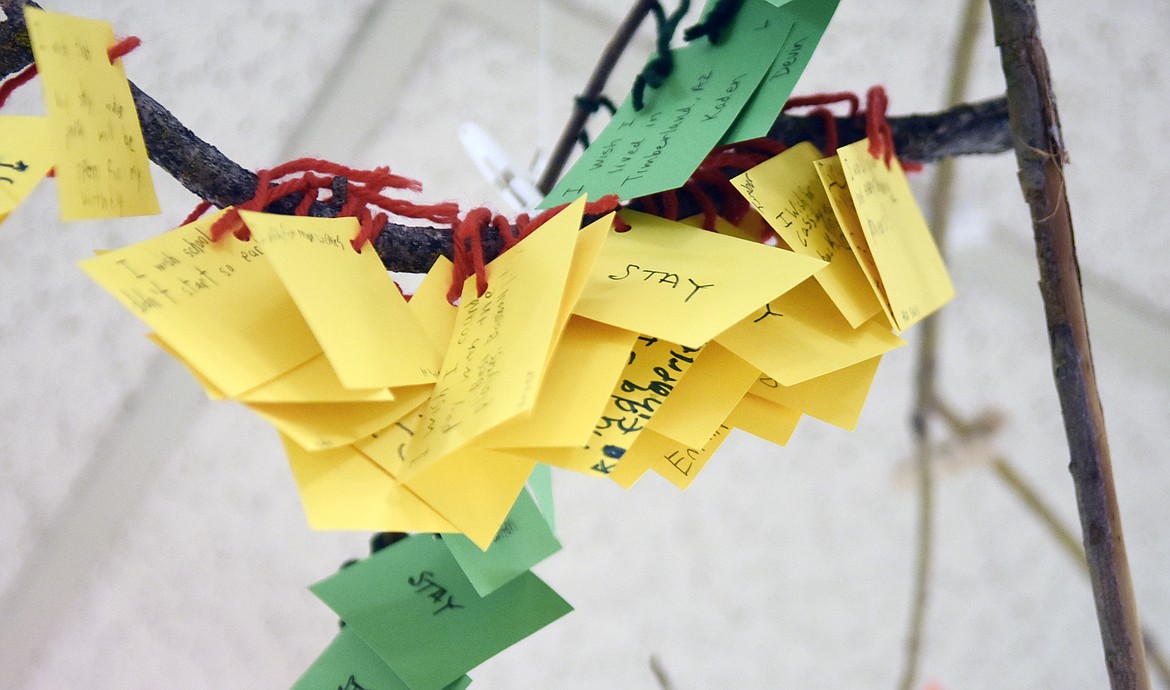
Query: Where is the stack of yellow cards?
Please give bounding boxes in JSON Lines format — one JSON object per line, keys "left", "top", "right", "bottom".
{"left": 81, "top": 137, "right": 952, "bottom": 549}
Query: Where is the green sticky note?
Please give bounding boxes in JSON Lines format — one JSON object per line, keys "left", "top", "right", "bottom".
{"left": 540, "top": 0, "right": 794, "bottom": 206}
{"left": 292, "top": 628, "right": 472, "bottom": 690}
{"left": 527, "top": 464, "right": 556, "bottom": 533}
{"left": 442, "top": 488, "right": 562, "bottom": 597}
{"left": 720, "top": 0, "right": 841, "bottom": 145}
{"left": 311, "top": 534, "right": 572, "bottom": 690}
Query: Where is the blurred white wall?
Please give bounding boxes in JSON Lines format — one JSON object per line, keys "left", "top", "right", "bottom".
{"left": 0, "top": 1, "right": 1167, "bottom": 688}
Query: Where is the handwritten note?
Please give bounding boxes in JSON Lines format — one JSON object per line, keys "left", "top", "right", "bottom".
{"left": 255, "top": 384, "right": 431, "bottom": 451}
{"left": 651, "top": 423, "right": 732, "bottom": 490}
{"left": 541, "top": 0, "right": 795, "bottom": 205}
{"left": 586, "top": 335, "right": 702, "bottom": 478}
{"left": 837, "top": 139, "right": 955, "bottom": 331}
{"left": 402, "top": 199, "right": 583, "bottom": 474}
{"left": 733, "top": 142, "right": 883, "bottom": 327}
{"left": 715, "top": 278, "right": 905, "bottom": 386}
{"left": 292, "top": 628, "right": 472, "bottom": 690}
{"left": 720, "top": 0, "right": 842, "bottom": 144}
{"left": 0, "top": 116, "right": 54, "bottom": 224}
{"left": 441, "top": 488, "right": 562, "bottom": 597}
{"left": 311, "top": 534, "right": 572, "bottom": 690}
{"left": 241, "top": 211, "right": 440, "bottom": 390}
{"left": 25, "top": 7, "right": 158, "bottom": 219}
{"left": 751, "top": 355, "right": 882, "bottom": 431}
{"left": 80, "top": 211, "right": 321, "bottom": 398}
{"left": 574, "top": 210, "right": 824, "bottom": 347}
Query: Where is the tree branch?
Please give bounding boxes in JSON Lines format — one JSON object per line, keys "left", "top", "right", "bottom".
{"left": 989, "top": 0, "right": 1150, "bottom": 687}
{"left": 0, "top": 0, "right": 1012, "bottom": 276}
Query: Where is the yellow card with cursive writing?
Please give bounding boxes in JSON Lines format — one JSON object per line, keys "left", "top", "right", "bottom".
{"left": 836, "top": 139, "right": 954, "bottom": 331}
{"left": 25, "top": 7, "right": 158, "bottom": 219}
{"left": 733, "top": 142, "right": 883, "bottom": 327}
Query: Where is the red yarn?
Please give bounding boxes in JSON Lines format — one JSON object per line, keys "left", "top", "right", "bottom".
{"left": 2, "top": 36, "right": 140, "bottom": 110}
{"left": 865, "top": 86, "right": 895, "bottom": 167}
{"left": 448, "top": 208, "right": 493, "bottom": 302}
{"left": 0, "top": 63, "right": 38, "bottom": 109}
{"left": 783, "top": 91, "right": 860, "bottom": 115}
{"left": 181, "top": 200, "right": 212, "bottom": 226}
{"left": 106, "top": 36, "right": 142, "bottom": 63}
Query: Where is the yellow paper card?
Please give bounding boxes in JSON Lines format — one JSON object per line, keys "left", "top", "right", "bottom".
{"left": 408, "top": 256, "right": 459, "bottom": 355}
{"left": 715, "top": 279, "right": 905, "bottom": 385}
{"left": 555, "top": 214, "right": 613, "bottom": 341}
{"left": 353, "top": 404, "right": 426, "bottom": 477}
{"left": 403, "top": 198, "right": 584, "bottom": 474}
{"left": 574, "top": 210, "right": 826, "bottom": 348}
{"left": 252, "top": 384, "right": 431, "bottom": 451}
{"left": 402, "top": 448, "right": 537, "bottom": 550}
{"left": 725, "top": 394, "right": 801, "bottom": 446}
{"left": 25, "top": 7, "right": 159, "bottom": 219}
{"left": 282, "top": 437, "right": 455, "bottom": 533}
{"left": 837, "top": 139, "right": 955, "bottom": 331}
{"left": 605, "top": 427, "right": 680, "bottom": 489}
{"left": 651, "top": 424, "right": 732, "bottom": 490}
{"left": 586, "top": 335, "right": 702, "bottom": 478}
{"left": 733, "top": 142, "right": 883, "bottom": 327}
{"left": 814, "top": 154, "right": 893, "bottom": 325}
{"left": 0, "top": 116, "right": 54, "bottom": 223}
{"left": 240, "top": 211, "right": 439, "bottom": 390}
{"left": 238, "top": 354, "right": 396, "bottom": 404}
{"left": 751, "top": 355, "right": 881, "bottom": 431}
{"left": 80, "top": 211, "right": 321, "bottom": 398}
{"left": 644, "top": 342, "right": 759, "bottom": 449}
{"left": 677, "top": 212, "right": 773, "bottom": 245}
{"left": 475, "top": 316, "right": 638, "bottom": 450}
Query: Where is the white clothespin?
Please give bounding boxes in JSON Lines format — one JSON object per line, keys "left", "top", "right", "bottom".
{"left": 458, "top": 121, "right": 543, "bottom": 213}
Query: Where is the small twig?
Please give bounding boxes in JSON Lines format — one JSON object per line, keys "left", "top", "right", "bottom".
{"left": 989, "top": 1, "right": 1150, "bottom": 687}
{"left": 649, "top": 655, "right": 677, "bottom": 690}
{"left": 537, "top": 0, "right": 658, "bottom": 194}
{"left": 896, "top": 3, "right": 984, "bottom": 689}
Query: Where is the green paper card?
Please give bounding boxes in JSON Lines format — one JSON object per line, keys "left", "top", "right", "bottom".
{"left": 720, "top": 0, "right": 842, "bottom": 145}
{"left": 292, "top": 628, "right": 472, "bottom": 690}
{"left": 442, "top": 488, "right": 562, "bottom": 597}
{"left": 527, "top": 463, "right": 556, "bottom": 532}
{"left": 540, "top": 0, "right": 793, "bottom": 206}
{"left": 311, "top": 534, "right": 572, "bottom": 690}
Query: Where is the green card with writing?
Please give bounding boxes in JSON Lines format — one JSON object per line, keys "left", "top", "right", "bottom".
{"left": 540, "top": 0, "right": 794, "bottom": 206}
{"left": 720, "top": 0, "right": 842, "bottom": 145}
{"left": 311, "top": 534, "right": 572, "bottom": 690}
{"left": 292, "top": 628, "right": 471, "bottom": 690}
{"left": 442, "top": 488, "right": 562, "bottom": 597}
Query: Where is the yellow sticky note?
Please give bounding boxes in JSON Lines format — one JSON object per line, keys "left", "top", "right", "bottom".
{"left": 815, "top": 155, "right": 892, "bottom": 325}
{"left": 651, "top": 424, "right": 732, "bottom": 490}
{"left": 252, "top": 384, "right": 431, "bottom": 451}
{"left": 555, "top": 214, "right": 613, "bottom": 341}
{"left": 725, "top": 394, "right": 802, "bottom": 447}
{"left": 282, "top": 436, "right": 455, "bottom": 534}
{"left": 715, "top": 279, "right": 905, "bottom": 385}
{"left": 836, "top": 139, "right": 955, "bottom": 331}
{"left": 25, "top": 7, "right": 158, "bottom": 219}
{"left": 408, "top": 256, "right": 459, "bottom": 357}
{"left": 353, "top": 404, "right": 426, "bottom": 477}
{"left": 588, "top": 335, "right": 702, "bottom": 478}
{"left": 402, "top": 447, "right": 537, "bottom": 550}
{"left": 80, "top": 211, "right": 321, "bottom": 398}
{"left": 645, "top": 342, "right": 759, "bottom": 449}
{"left": 0, "top": 116, "right": 54, "bottom": 223}
{"left": 733, "top": 143, "right": 883, "bottom": 327}
{"left": 574, "top": 210, "right": 826, "bottom": 348}
{"left": 751, "top": 355, "right": 882, "bottom": 431}
{"left": 403, "top": 198, "right": 584, "bottom": 474}
{"left": 240, "top": 211, "right": 439, "bottom": 390}
{"left": 238, "top": 354, "right": 396, "bottom": 404}
{"left": 475, "top": 316, "right": 638, "bottom": 450}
